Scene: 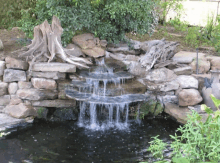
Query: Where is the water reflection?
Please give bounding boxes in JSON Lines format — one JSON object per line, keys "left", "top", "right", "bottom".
{"left": 0, "top": 118, "right": 179, "bottom": 163}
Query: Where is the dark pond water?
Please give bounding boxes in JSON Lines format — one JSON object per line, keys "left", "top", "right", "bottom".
{"left": 0, "top": 118, "right": 180, "bottom": 163}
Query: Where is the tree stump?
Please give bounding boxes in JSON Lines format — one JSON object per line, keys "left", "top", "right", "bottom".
{"left": 16, "top": 16, "right": 92, "bottom": 70}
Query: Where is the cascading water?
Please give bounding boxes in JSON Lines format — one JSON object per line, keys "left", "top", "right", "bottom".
{"left": 65, "top": 59, "right": 147, "bottom": 130}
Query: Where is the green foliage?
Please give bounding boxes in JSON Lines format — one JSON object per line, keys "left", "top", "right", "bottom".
{"left": 148, "top": 94, "right": 220, "bottom": 162}
{"left": 18, "top": 0, "right": 157, "bottom": 46}
{"left": 147, "top": 135, "right": 167, "bottom": 159}
{"left": 184, "top": 26, "right": 201, "bottom": 48}
{"left": 0, "top": 0, "right": 36, "bottom": 29}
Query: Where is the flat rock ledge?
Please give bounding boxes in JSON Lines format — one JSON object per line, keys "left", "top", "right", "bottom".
{"left": 0, "top": 113, "right": 33, "bottom": 133}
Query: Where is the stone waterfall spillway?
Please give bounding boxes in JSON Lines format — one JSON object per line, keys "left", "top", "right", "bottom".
{"left": 65, "top": 60, "right": 147, "bottom": 130}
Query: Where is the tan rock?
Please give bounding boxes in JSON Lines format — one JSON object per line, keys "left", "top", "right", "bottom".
{"left": 32, "top": 100, "right": 76, "bottom": 108}
{"left": 4, "top": 103, "right": 37, "bottom": 118}
{"left": 72, "top": 33, "right": 95, "bottom": 49}
{"left": 18, "top": 81, "right": 32, "bottom": 89}
{"left": 178, "top": 89, "right": 203, "bottom": 106}
{"left": 31, "top": 78, "right": 57, "bottom": 90}
{"left": 65, "top": 43, "right": 84, "bottom": 57}
{"left": 31, "top": 71, "right": 66, "bottom": 80}
{"left": 0, "top": 95, "right": 11, "bottom": 106}
{"left": 173, "top": 66, "right": 192, "bottom": 75}
{"left": 5, "top": 57, "right": 29, "bottom": 70}
{"left": 100, "top": 40, "right": 107, "bottom": 48}
{"left": 10, "top": 98, "right": 23, "bottom": 105}
{"left": 175, "top": 75, "right": 198, "bottom": 89}
{"left": 206, "top": 56, "right": 220, "bottom": 70}
{"left": 17, "top": 89, "right": 58, "bottom": 100}
{"left": 82, "top": 47, "right": 105, "bottom": 58}
{"left": 190, "top": 58, "right": 210, "bottom": 73}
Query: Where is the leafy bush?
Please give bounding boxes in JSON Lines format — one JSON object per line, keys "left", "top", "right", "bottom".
{"left": 0, "top": 0, "right": 36, "bottom": 29}
{"left": 148, "top": 94, "right": 220, "bottom": 162}
{"left": 19, "top": 0, "right": 158, "bottom": 46}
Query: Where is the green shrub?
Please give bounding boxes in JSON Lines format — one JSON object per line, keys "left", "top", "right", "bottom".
{"left": 184, "top": 26, "right": 201, "bottom": 48}
{"left": 147, "top": 94, "right": 220, "bottom": 162}
{"left": 18, "top": 0, "right": 158, "bottom": 46}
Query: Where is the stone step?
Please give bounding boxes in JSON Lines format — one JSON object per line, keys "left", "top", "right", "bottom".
{"left": 32, "top": 63, "right": 76, "bottom": 73}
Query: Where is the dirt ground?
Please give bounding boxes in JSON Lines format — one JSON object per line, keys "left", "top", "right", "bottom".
{"left": 0, "top": 25, "right": 217, "bottom": 60}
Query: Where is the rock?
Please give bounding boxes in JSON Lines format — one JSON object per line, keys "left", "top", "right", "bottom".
{"left": 109, "top": 53, "right": 126, "bottom": 61}
{"left": 154, "top": 60, "right": 177, "bottom": 69}
{"left": 33, "top": 107, "right": 48, "bottom": 119}
{"left": 57, "top": 80, "right": 71, "bottom": 91}
{"left": 190, "top": 58, "right": 210, "bottom": 73}
{"left": 51, "top": 108, "right": 77, "bottom": 121}
{"left": 0, "top": 39, "right": 3, "bottom": 50}
{"left": 58, "top": 91, "right": 70, "bottom": 100}
{"left": 178, "top": 89, "right": 203, "bottom": 106}
{"left": 0, "top": 95, "right": 11, "bottom": 106}
{"left": 65, "top": 43, "right": 84, "bottom": 57}
{"left": 0, "top": 82, "right": 8, "bottom": 96}
{"left": 72, "top": 33, "right": 95, "bottom": 49}
{"left": 130, "top": 39, "right": 142, "bottom": 50}
{"left": 125, "top": 55, "right": 139, "bottom": 62}
{"left": 31, "top": 78, "right": 57, "bottom": 90}
{"left": 206, "top": 56, "right": 220, "bottom": 70}
{"left": 17, "top": 89, "right": 58, "bottom": 100}
{"left": 10, "top": 98, "right": 23, "bottom": 105}
{"left": 175, "top": 75, "right": 198, "bottom": 89}
{"left": 172, "top": 57, "right": 194, "bottom": 64}
{"left": 0, "top": 106, "right": 4, "bottom": 113}
{"left": 173, "top": 66, "right": 193, "bottom": 75}
{"left": 0, "top": 61, "right": 5, "bottom": 76}
{"left": 160, "top": 81, "right": 179, "bottom": 92}
{"left": 3, "top": 69, "right": 26, "bottom": 82}
{"left": 128, "top": 61, "right": 146, "bottom": 77}
{"left": 165, "top": 103, "right": 190, "bottom": 124}
{"left": 107, "top": 46, "right": 139, "bottom": 55}
{"left": 68, "top": 74, "right": 81, "bottom": 80}
{"left": 32, "top": 100, "right": 76, "bottom": 107}
{"left": 4, "top": 103, "right": 37, "bottom": 118}
{"left": 31, "top": 71, "right": 66, "bottom": 80}
{"left": 82, "top": 47, "right": 105, "bottom": 58}
{"left": 8, "top": 82, "right": 18, "bottom": 94}
{"left": 32, "top": 63, "right": 76, "bottom": 73}
{"left": 145, "top": 68, "right": 177, "bottom": 83}
{"left": 157, "top": 95, "right": 178, "bottom": 105}
{"left": 100, "top": 40, "right": 108, "bottom": 48}
{"left": 18, "top": 81, "right": 32, "bottom": 89}
{"left": 5, "top": 57, "right": 29, "bottom": 70}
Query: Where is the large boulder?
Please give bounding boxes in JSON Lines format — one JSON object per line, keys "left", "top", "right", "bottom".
{"left": 4, "top": 103, "right": 37, "bottom": 118}
{"left": 65, "top": 43, "right": 84, "bottom": 57}
{"left": 5, "top": 57, "right": 29, "bottom": 70}
{"left": 31, "top": 78, "right": 57, "bottom": 90}
{"left": 145, "top": 68, "right": 177, "bottom": 83}
{"left": 0, "top": 82, "right": 8, "bottom": 96}
{"left": 175, "top": 75, "right": 198, "bottom": 89}
{"left": 17, "top": 89, "right": 58, "bottom": 100}
{"left": 32, "top": 63, "right": 76, "bottom": 73}
{"left": 178, "top": 89, "right": 203, "bottom": 106}
{"left": 3, "top": 69, "right": 26, "bottom": 82}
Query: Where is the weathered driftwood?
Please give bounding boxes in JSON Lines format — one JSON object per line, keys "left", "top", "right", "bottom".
{"left": 15, "top": 16, "right": 92, "bottom": 70}
{"left": 139, "top": 39, "right": 179, "bottom": 71}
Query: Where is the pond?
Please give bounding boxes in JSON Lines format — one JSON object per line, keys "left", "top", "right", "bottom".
{"left": 0, "top": 117, "right": 180, "bottom": 163}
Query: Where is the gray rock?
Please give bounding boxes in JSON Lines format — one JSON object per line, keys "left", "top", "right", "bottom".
{"left": 157, "top": 95, "right": 178, "bottom": 105}
{"left": 0, "top": 39, "right": 3, "bottom": 50}
{"left": 8, "top": 82, "right": 18, "bottom": 94}
{"left": 31, "top": 71, "right": 66, "bottom": 80}
{"left": 33, "top": 107, "right": 48, "bottom": 119}
{"left": 0, "top": 61, "right": 6, "bottom": 76}
{"left": 128, "top": 61, "right": 146, "bottom": 77}
{"left": 107, "top": 45, "right": 140, "bottom": 55}
{"left": 160, "top": 81, "right": 179, "bottom": 92}
{"left": 145, "top": 68, "right": 177, "bottom": 83}
{"left": 4, "top": 103, "right": 37, "bottom": 118}
{"left": 190, "top": 58, "right": 210, "bottom": 74}
{"left": 178, "top": 89, "right": 203, "bottom": 106}
{"left": 100, "top": 40, "right": 108, "bottom": 48}
{"left": 0, "top": 82, "right": 8, "bottom": 96}
{"left": 0, "top": 106, "right": 4, "bottom": 113}
{"left": 32, "top": 100, "right": 76, "bottom": 108}
{"left": 10, "top": 98, "right": 23, "bottom": 105}
{"left": 72, "top": 33, "right": 95, "bottom": 49}
{"left": 65, "top": 43, "right": 84, "bottom": 57}
{"left": 5, "top": 57, "right": 29, "bottom": 70}
{"left": 0, "top": 95, "right": 11, "bottom": 106}
{"left": 172, "top": 57, "right": 194, "bottom": 64}
{"left": 17, "top": 89, "right": 58, "bottom": 101}
{"left": 18, "top": 81, "right": 32, "bottom": 89}
{"left": 32, "top": 63, "right": 76, "bottom": 73}
{"left": 175, "top": 75, "right": 198, "bottom": 89}
{"left": 3, "top": 69, "right": 26, "bottom": 82}
{"left": 31, "top": 78, "right": 57, "bottom": 90}
{"left": 82, "top": 47, "right": 105, "bottom": 58}
{"left": 173, "top": 66, "right": 192, "bottom": 75}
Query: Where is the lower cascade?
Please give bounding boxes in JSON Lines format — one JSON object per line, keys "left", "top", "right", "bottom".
{"left": 65, "top": 59, "right": 147, "bottom": 130}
